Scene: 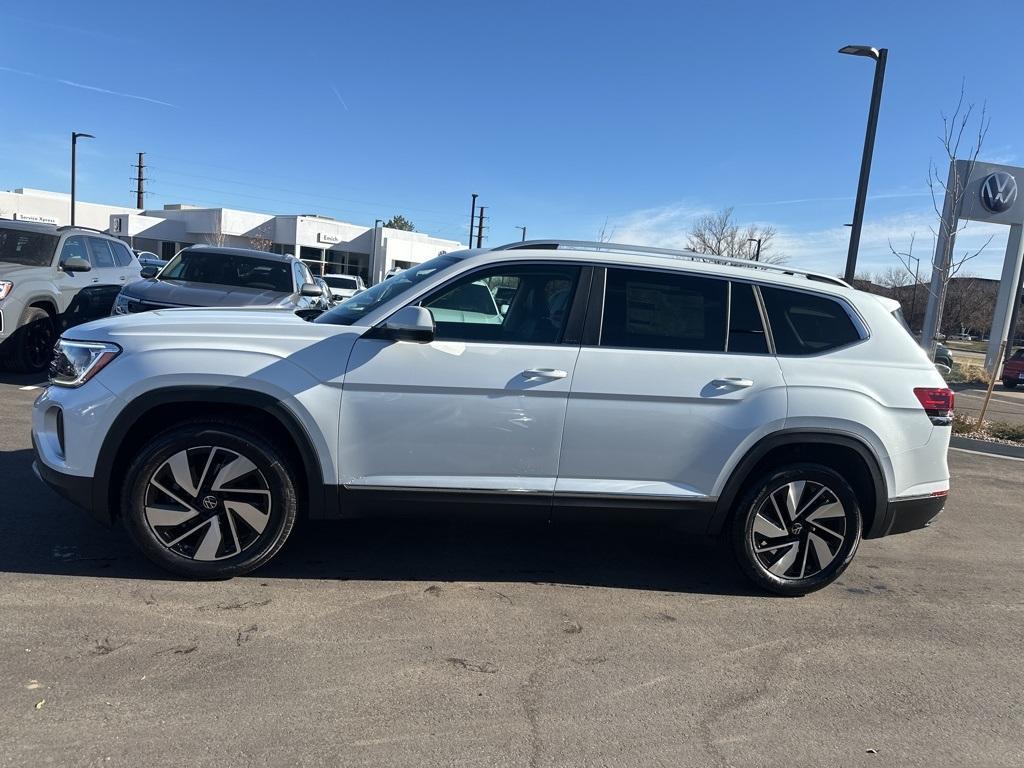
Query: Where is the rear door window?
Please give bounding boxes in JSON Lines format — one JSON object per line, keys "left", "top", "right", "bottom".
{"left": 86, "top": 237, "right": 116, "bottom": 269}
{"left": 728, "top": 282, "right": 769, "bottom": 354}
{"left": 760, "top": 286, "right": 862, "bottom": 355}
{"left": 601, "top": 268, "right": 727, "bottom": 352}
{"left": 110, "top": 241, "right": 135, "bottom": 268}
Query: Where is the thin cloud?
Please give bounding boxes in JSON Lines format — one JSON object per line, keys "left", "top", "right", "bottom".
{"left": 736, "top": 190, "right": 932, "bottom": 208}
{"left": 0, "top": 66, "right": 176, "bottom": 108}
{"left": 330, "top": 84, "right": 349, "bottom": 112}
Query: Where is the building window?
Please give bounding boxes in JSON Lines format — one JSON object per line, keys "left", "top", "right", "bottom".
{"left": 325, "top": 250, "right": 369, "bottom": 283}
{"left": 160, "top": 241, "right": 177, "bottom": 259}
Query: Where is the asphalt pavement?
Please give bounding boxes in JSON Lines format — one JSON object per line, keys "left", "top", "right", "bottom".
{"left": 1, "top": 374, "right": 1022, "bottom": 767}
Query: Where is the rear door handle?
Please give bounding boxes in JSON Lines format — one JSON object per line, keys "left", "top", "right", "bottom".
{"left": 523, "top": 368, "right": 568, "bottom": 380}
{"left": 712, "top": 377, "right": 754, "bottom": 388}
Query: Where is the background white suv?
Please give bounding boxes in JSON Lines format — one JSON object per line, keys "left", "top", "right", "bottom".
{"left": 31, "top": 240, "right": 953, "bottom": 594}
{"left": 0, "top": 220, "right": 141, "bottom": 372}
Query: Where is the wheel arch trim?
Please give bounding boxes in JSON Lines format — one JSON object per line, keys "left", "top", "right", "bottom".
{"left": 93, "top": 385, "right": 329, "bottom": 524}
{"left": 709, "top": 429, "right": 890, "bottom": 539}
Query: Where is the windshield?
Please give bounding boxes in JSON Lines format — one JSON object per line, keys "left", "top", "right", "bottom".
{"left": 0, "top": 227, "right": 58, "bottom": 267}
{"left": 160, "top": 250, "right": 293, "bottom": 292}
{"left": 316, "top": 254, "right": 462, "bottom": 326}
{"left": 323, "top": 275, "right": 358, "bottom": 290}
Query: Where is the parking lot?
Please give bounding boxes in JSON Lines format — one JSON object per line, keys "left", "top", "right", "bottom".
{"left": 1, "top": 374, "right": 1022, "bottom": 768}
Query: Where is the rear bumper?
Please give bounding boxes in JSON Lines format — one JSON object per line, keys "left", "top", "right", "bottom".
{"left": 876, "top": 494, "right": 946, "bottom": 537}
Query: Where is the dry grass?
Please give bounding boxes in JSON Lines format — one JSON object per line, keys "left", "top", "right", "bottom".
{"left": 952, "top": 412, "right": 1024, "bottom": 445}
{"left": 945, "top": 361, "right": 991, "bottom": 386}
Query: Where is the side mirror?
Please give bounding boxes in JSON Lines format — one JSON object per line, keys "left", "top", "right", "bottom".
{"left": 300, "top": 282, "right": 323, "bottom": 298}
{"left": 61, "top": 256, "right": 91, "bottom": 273}
{"left": 382, "top": 305, "right": 434, "bottom": 343}
{"left": 140, "top": 265, "right": 158, "bottom": 279}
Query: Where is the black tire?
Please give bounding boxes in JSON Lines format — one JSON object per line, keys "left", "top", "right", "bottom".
{"left": 731, "top": 463, "right": 862, "bottom": 596}
{"left": 1003, "top": 379, "right": 1018, "bottom": 389}
{"left": 121, "top": 421, "right": 298, "bottom": 579}
{"left": 5, "top": 307, "right": 57, "bottom": 373}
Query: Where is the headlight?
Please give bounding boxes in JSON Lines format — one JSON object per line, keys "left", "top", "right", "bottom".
{"left": 0, "top": 281, "right": 13, "bottom": 301}
{"left": 49, "top": 339, "right": 121, "bottom": 388}
{"left": 112, "top": 293, "right": 135, "bottom": 315}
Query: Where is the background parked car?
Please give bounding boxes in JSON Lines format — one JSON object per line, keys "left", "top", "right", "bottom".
{"left": 112, "top": 245, "right": 323, "bottom": 315}
{"left": 321, "top": 273, "right": 366, "bottom": 301}
{"left": 1, "top": 219, "right": 141, "bottom": 372}
{"left": 134, "top": 251, "right": 167, "bottom": 272}
{"left": 1002, "top": 347, "right": 1024, "bottom": 388}
{"left": 934, "top": 343, "right": 954, "bottom": 370}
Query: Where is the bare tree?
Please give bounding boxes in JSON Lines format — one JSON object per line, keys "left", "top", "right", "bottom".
{"left": 248, "top": 221, "right": 274, "bottom": 252}
{"left": 687, "top": 207, "right": 785, "bottom": 264}
{"left": 921, "top": 82, "right": 994, "bottom": 348}
{"left": 597, "top": 217, "right": 615, "bottom": 243}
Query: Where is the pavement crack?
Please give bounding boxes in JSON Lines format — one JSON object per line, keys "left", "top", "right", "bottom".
{"left": 446, "top": 657, "right": 498, "bottom": 674}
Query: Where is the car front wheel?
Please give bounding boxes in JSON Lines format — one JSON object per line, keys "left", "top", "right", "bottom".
{"left": 731, "top": 464, "right": 862, "bottom": 596}
{"left": 121, "top": 421, "right": 298, "bottom": 579}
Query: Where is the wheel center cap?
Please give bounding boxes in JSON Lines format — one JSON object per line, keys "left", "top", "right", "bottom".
{"left": 791, "top": 522, "right": 803, "bottom": 535}
{"left": 202, "top": 495, "right": 218, "bottom": 511}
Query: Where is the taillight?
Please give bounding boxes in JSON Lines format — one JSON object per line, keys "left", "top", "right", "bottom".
{"left": 914, "top": 387, "right": 954, "bottom": 426}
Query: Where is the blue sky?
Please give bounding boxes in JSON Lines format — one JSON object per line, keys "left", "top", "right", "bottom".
{"left": 2, "top": 0, "right": 1023, "bottom": 278}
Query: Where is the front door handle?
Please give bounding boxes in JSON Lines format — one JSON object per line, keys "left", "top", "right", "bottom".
{"left": 712, "top": 377, "right": 754, "bottom": 388}
{"left": 523, "top": 368, "right": 568, "bottom": 380}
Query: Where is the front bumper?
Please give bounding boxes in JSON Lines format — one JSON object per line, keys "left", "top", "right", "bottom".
{"left": 32, "top": 434, "right": 98, "bottom": 520}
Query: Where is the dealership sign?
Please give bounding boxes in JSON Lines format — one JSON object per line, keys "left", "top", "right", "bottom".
{"left": 318, "top": 232, "right": 340, "bottom": 244}
{"left": 14, "top": 212, "right": 58, "bottom": 225}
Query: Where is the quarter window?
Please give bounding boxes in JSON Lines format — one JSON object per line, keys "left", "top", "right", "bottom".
{"left": 760, "top": 286, "right": 862, "bottom": 355}
{"left": 601, "top": 268, "right": 727, "bottom": 352}
{"left": 422, "top": 264, "right": 579, "bottom": 344}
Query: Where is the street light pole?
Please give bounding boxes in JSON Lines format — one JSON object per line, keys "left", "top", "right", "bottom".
{"left": 747, "top": 237, "right": 762, "bottom": 261}
{"left": 373, "top": 218, "right": 383, "bottom": 284}
{"left": 516, "top": 225, "right": 527, "bottom": 242}
{"left": 70, "top": 131, "right": 94, "bottom": 226}
{"left": 838, "top": 44, "right": 888, "bottom": 283}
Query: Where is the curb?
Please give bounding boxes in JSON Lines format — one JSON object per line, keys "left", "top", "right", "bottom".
{"left": 950, "top": 436, "right": 1024, "bottom": 459}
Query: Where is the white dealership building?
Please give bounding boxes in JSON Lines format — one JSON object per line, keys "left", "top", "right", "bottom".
{"left": 0, "top": 187, "right": 463, "bottom": 284}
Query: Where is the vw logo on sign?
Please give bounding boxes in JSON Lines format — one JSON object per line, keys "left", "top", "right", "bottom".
{"left": 980, "top": 171, "right": 1018, "bottom": 213}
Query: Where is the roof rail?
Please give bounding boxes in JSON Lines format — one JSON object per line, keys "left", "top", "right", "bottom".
{"left": 56, "top": 224, "right": 108, "bottom": 235}
{"left": 492, "top": 239, "right": 851, "bottom": 288}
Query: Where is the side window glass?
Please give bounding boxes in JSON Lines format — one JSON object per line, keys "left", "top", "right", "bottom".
{"left": 59, "top": 236, "right": 88, "bottom": 264}
{"left": 728, "top": 283, "right": 769, "bottom": 354}
{"left": 111, "top": 241, "right": 134, "bottom": 268}
{"left": 601, "top": 268, "right": 727, "bottom": 352}
{"left": 423, "top": 264, "right": 579, "bottom": 344}
{"left": 760, "top": 286, "right": 862, "bottom": 355}
{"left": 86, "top": 237, "right": 116, "bottom": 269}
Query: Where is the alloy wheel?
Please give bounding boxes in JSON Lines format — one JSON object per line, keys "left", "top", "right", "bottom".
{"left": 750, "top": 480, "right": 847, "bottom": 580}
{"left": 25, "top": 319, "right": 56, "bottom": 371}
{"left": 143, "top": 446, "right": 272, "bottom": 561}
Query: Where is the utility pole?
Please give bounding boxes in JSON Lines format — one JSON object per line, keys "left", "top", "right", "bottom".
{"left": 134, "top": 152, "right": 146, "bottom": 209}
{"left": 468, "top": 193, "right": 478, "bottom": 248}
{"left": 516, "top": 225, "right": 527, "bottom": 241}
{"left": 476, "top": 206, "right": 486, "bottom": 248}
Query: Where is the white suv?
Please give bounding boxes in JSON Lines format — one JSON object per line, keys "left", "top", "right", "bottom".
{"left": 1, "top": 220, "right": 142, "bottom": 372}
{"left": 31, "top": 240, "right": 953, "bottom": 594}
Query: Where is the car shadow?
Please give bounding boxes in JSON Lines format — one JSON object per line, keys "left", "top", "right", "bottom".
{"left": 2, "top": 447, "right": 761, "bottom": 597}
{"left": 0, "top": 370, "right": 48, "bottom": 387}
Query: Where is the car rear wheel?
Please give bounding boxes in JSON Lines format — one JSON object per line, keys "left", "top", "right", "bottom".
{"left": 5, "top": 307, "right": 57, "bottom": 373}
{"left": 121, "top": 421, "right": 298, "bottom": 579}
{"left": 1003, "top": 379, "right": 1018, "bottom": 389}
{"left": 731, "top": 464, "right": 862, "bottom": 596}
